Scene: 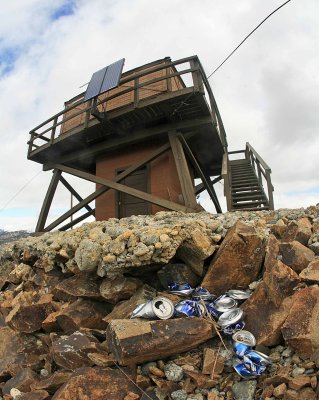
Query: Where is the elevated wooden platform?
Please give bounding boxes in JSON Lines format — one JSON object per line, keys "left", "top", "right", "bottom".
{"left": 28, "top": 56, "right": 227, "bottom": 177}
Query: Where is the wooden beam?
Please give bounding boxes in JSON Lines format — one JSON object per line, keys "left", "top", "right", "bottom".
{"left": 59, "top": 175, "right": 93, "bottom": 214}
{"left": 195, "top": 175, "right": 222, "bottom": 195}
{"left": 53, "top": 164, "right": 195, "bottom": 214}
{"left": 35, "top": 170, "right": 61, "bottom": 232}
{"left": 59, "top": 209, "right": 95, "bottom": 231}
{"left": 168, "top": 132, "right": 197, "bottom": 209}
{"left": 177, "top": 134, "right": 222, "bottom": 213}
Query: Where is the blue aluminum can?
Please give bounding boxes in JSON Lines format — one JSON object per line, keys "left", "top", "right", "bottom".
{"left": 243, "top": 355, "right": 267, "bottom": 375}
{"left": 192, "top": 287, "right": 216, "bottom": 301}
{"left": 244, "top": 350, "right": 271, "bottom": 367}
{"left": 205, "top": 302, "right": 220, "bottom": 319}
{"left": 232, "top": 359, "right": 257, "bottom": 380}
{"left": 174, "top": 300, "right": 203, "bottom": 317}
{"left": 223, "top": 320, "right": 245, "bottom": 335}
{"left": 232, "top": 330, "right": 256, "bottom": 358}
{"left": 168, "top": 282, "right": 193, "bottom": 297}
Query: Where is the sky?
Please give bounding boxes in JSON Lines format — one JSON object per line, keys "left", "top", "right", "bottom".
{"left": 0, "top": 0, "right": 318, "bottom": 231}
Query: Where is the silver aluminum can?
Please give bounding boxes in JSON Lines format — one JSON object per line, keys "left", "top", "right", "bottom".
{"left": 192, "top": 287, "right": 216, "bottom": 301}
{"left": 218, "top": 308, "right": 244, "bottom": 328}
{"left": 227, "top": 289, "right": 251, "bottom": 300}
{"left": 214, "top": 295, "right": 238, "bottom": 313}
{"left": 131, "top": 297, "right": 174, "bottom": 320}
{"left": 232, "top": 330, "right": 256, "bottom": 357}
{"left": 168, "top": 282, "right": 194, "bottom": 297}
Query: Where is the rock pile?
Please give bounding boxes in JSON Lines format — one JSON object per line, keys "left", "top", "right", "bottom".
{"left": 0, "top": 205, "right": 319, "bottom": 399}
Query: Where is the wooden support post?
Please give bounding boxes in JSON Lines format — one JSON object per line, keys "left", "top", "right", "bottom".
{"left": 177, "top": 134, "right": 222, "bottom": 213}
{"left": 35, "top": 169, "right": 61, "bottom": 232}
{"left": 168, "top": 131, "right": 198, "bottom": 209}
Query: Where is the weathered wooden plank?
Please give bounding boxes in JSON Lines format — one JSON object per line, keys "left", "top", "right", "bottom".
{"left": 36, "top": 170, "right": 61, "bottom": 232}
{"left": 53, "top": 164, "right": 194, "bottom": 214}
{"left": 168, "top": 132, "right": 197, "bottom": 209}
{"left": 178, "top": 134, "right": 222, "bottom": 213}
{"left": 59, "top": 175, "right": 93, "bottom": 213}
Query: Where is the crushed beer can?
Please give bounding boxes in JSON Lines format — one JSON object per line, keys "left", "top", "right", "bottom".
{"left": 244, "top": 349, "right": 271, "bottom": 367}
{"left": 131, "top": 297, "right": 174, "bottom": 320}
{"left": 232, "top": 358, "right": 257, "bottom": 380}
{"left": 168, "top": 282, "right": 193, "bottom": 297}
{"left": 232, "top": 330, "right": 256, "bottom": 358}
{"left": 223, "top": 320, "right": 245, "bottom": 335}
{"left": 243, "top": 355, "right": 267, "bottom": 375}
{"left": 213, "top": 295, "right": 238, "bottom": 314}
{"left": 227, "top": 289, "right": 251, "bottom": 301}
{"left": 205, "top": 302, "right": 221, "bottom": 319}
{"left": 174, "top": 300, "right": 204, "bottom": 317}
{"left": 218, "top": 308, "right": 244, "bottom": 329}
{"left": 192, "top": 287, "right": 216, "bottom": 301}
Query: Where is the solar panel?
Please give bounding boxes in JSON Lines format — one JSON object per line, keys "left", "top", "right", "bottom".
{"left": 84, "top": 58, "right": 125, "bottom": 102}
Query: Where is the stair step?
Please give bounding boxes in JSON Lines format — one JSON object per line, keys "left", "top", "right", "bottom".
{"left": 231, "top": 206, "right": 270, "bottom": 211}
{"left": 232, "top": 201, "right": 267, "bottom": 208}
{"left": 231, "top": 174, "right": 258, "bottom": 181}
{"left": 232, "top": 180, "right": 259, "bottom": 185}
{"left": 233, "top": 194, "right": 265, "bottom": 201}
{"left": 232, "top": 182, "right": 260, "bottom": 191}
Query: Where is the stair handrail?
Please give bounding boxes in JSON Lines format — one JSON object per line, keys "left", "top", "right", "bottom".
{"left": 221, "top": 151, "right": 232, "bottom": 211}
{"left": 245, "top": 142, "right": 274, "bottom": 210}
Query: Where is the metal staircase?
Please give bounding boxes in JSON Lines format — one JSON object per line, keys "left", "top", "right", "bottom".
{"left": 222, "top": 143, "right": 274, "bottom": 212}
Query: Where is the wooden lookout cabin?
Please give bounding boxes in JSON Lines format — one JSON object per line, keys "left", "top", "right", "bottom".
{"left": 27, "top": 56, "right": 274, "bottom": 232}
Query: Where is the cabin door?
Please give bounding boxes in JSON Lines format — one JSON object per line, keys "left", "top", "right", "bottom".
{"left": 117, "top": 167, "right": 150, "bottom": 218}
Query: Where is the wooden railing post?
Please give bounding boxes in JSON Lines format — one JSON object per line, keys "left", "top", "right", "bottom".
{"left": 266, "top": 170, "right": 274, "bottom": 210}
{"left": 222, "top": 152, "right": 232, "bottom": 211}
{"left": 51, "top": 116, "right": 58, "bottom": 143}
{"left": 190, "top": 58, "right": 204, "bottom": 94}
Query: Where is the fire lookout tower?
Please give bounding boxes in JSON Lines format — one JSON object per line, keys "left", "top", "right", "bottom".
{"left": 27, "top": 56, "right": 274, "bottom": 232}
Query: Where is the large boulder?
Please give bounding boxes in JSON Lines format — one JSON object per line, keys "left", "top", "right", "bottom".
{"left": 281, "top": 287, "right": 319, "bottom": 361}
{"left": 106, "top": 317, "right": 215, "bottom": 365}
{"left": 201, "top": 221, "right": 266, "bottom": 295}
{"left": 242, "top": 282, "right": 293, "bottom": 346}
{"left": 279, "top": 241, "right": 315, "bottom": 273}
{"left": 263, "top": 235, "right": 300, "bottom": 307}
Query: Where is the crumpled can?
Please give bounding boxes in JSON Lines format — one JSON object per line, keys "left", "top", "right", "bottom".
{"left": 227, "top": 289, "right": 251, "bottom": 301}
{"left": 218, "top": 308, "right": 244, "bottom": 328}
{"left": 244, "top": 349, "right": 271, "bottom": 367}
{"left": 213, "top": 295, "right": 238, "bottom": 313}
{"left": 232, "top": 358, "right": 257, "bottom": 380}
{"left": 232, "top": 330, "right": 256, "bottom": 357}
{"left": 192, "top": 287, "right": 216, "bottom": 301}
{"left": 222, "top": 320, "right": 245, "bottom": 335}
{"left": 174, "top": 300, "right": 204, "bottom": 317}
{"left": 131, "top": 297, "right": 174, "bottom": 320}
{"left": 168, "top": 282, "right": 193, "bottom": 297}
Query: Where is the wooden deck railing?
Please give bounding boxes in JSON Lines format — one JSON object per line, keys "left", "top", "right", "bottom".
{"left": 27, "top": 55, "right": 228, "bottom": 157}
